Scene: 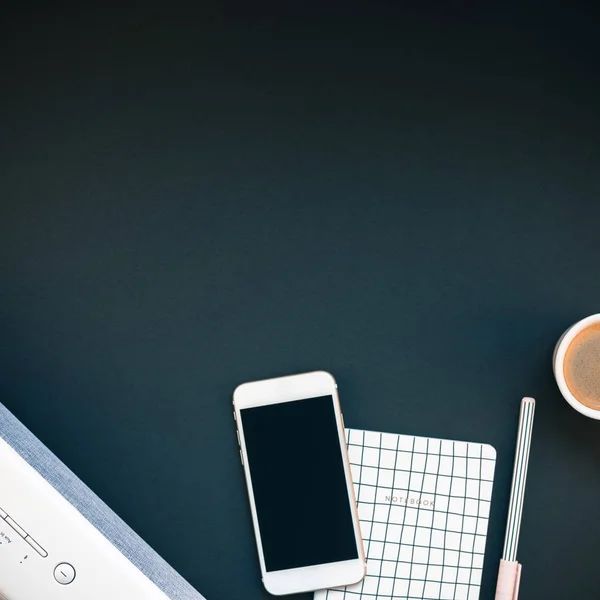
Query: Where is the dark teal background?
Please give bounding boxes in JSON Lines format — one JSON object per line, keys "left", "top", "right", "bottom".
{"left": 2, "top": 4, "right": 600, "bottom": 599}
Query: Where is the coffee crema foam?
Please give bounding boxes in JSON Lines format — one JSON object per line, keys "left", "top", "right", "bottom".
{"left": 564, "top": 323, "right": 600, "bottom": 410}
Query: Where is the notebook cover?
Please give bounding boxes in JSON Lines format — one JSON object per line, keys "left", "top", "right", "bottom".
{"left": 316, "top": 428, "right": 496, "bottom": 600}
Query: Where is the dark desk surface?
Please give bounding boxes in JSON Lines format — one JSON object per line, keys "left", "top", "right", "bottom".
{"left": 2, "top": 5, "right": 600, "bottom": 599}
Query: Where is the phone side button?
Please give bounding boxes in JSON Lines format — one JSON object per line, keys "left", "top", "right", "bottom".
{"left": 239, "top": 450, "right": 244, "bottom": 466}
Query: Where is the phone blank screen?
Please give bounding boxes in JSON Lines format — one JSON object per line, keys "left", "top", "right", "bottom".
{"left": 240, "top": 395, "right": 358, "bottom": 572}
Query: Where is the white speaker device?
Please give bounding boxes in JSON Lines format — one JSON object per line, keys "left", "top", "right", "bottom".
{"left": 0, "top": 401, "right": 207, "bottom": 600}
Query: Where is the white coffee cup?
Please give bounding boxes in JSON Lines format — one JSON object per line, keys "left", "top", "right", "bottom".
{"left": 553, "top": 313, "right": 600, "bottom": 419}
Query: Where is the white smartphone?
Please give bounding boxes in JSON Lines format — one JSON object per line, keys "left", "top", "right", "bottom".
{"left": 233, "top": 371, "right": 366, "bottom": 596}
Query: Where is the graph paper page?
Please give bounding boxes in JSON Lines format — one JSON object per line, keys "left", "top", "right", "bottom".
{"left": 315, "top": 429, "right": 496, "bottom": 600}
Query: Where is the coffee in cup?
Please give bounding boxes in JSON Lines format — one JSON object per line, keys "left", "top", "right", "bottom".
{"left": 554, "top": 314, "right": 600, "bottom": 419}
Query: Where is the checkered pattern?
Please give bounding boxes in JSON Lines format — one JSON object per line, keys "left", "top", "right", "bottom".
{"left": 315, "top": 429, "right": 496, "bottom": 600}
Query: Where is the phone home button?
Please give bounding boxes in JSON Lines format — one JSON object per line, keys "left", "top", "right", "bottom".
{"left": 54, "top": 563, "right": 76, "bottom": 585}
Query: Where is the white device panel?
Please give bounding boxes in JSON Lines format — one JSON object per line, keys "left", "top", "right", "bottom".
{"left": 0, "top": 438, "right": 169, "bottom": 599}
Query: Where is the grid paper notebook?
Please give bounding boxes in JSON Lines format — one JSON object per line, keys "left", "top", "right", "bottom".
{"left": 315, "top": 428, "right": 496, "bottom": 600}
